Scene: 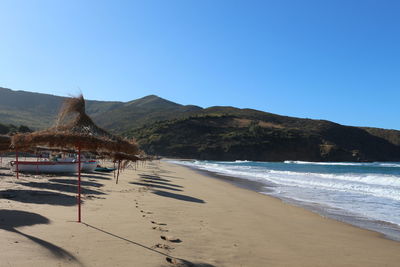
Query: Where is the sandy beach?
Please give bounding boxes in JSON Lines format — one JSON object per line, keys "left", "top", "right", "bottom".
{"left": 0, "top": 158, "right": 399, "bottom": 267}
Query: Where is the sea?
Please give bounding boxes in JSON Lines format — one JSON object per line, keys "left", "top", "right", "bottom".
{"left": 169, "top": 160, "right": 400, "bottom": 241}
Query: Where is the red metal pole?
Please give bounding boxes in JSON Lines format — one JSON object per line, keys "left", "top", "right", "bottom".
{"left": 78, "top": 147, "right": 81, "bottom": 223}
{"left": 16, "top": 150, "right": 19, "bottom": 179}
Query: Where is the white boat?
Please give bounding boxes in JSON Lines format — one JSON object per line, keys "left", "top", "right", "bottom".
{"left": 10, "top": 161, "right": 79, "bottom": 174}
{"left": 81, "top": 160, "right": 98, "bottom": 173}
{"left": 55, "top": 157, "right": 98, "bottom": 173}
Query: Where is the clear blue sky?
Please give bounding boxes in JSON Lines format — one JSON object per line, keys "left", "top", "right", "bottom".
{"left": 0, "top": 0, "right": 399, "bottom": 129}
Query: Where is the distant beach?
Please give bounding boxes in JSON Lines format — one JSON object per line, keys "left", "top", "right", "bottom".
{"left": 1, "top": 158, "right": 400, "bottom": 266}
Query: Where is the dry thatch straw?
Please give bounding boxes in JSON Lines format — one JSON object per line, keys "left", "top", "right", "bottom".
{"left": 11, "top": 95, "right": 140, "bottom": 157}
{"left": 0, "top": 135, "right": 11, "bottom": 152}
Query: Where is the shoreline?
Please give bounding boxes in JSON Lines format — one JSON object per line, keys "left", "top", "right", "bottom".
{"left": 1, "top": 158, "right": 400, "bottom": 266}
{"left": 167, "top": 158, "right": 400, "bottom": 242}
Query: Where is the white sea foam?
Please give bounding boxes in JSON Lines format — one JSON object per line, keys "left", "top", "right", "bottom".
{"left": 378, "top": 163, "right": 400, "bottom": 168}
{"left": 284, "top": 160, "right": 400, "bottom": 167}
{"left": 170, "top": 160, "right": 400, "bottom": 229}
{"left": 284, "top": 160, "right": 363, "bottom": 166}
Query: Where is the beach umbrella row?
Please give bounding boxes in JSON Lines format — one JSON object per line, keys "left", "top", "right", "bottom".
{"left": 8, "top": 95, "right": 142, "bottom": 222}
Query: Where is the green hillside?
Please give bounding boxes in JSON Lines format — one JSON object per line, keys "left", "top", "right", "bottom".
{"left": 130, "top": 114, "right": 400, "bottom": 162}
{"left": 90, "top": 95, "right": 203, "bottom": 132}
{"left": 1, "top": 87, "right": 399, "bottom": 162}
{"left": 0, "top": 87, "right": 201, "bottom": 132}
{"left": 0, "top": 87, "right": 64, "bottom": 128}
{"left": 0, "top": 123, "right": 32, "bottom": 135}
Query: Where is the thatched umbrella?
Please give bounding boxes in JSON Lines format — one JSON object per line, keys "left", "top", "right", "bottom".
{"left": 12, "top": 96, "right": 139, "bottom": 155}
{"left": 0, "top": 135, "right": 11, "bottom": 166}
{"left": 11, "top": 95, "right": 140, "bottom": 222}
{"left": 0, "top": 135, "right": 11, "bottom": 152}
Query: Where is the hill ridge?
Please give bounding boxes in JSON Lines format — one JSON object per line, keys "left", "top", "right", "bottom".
{"left": 1, "top": 86, "right": 399, "bottom": 161}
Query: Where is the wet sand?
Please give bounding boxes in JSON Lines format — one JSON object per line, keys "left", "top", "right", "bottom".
{"left": 0, "top": 158, "right": 399, "bottom": 266}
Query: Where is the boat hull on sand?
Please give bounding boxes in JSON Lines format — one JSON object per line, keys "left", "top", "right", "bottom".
{"left": 10, "top": 161, "right": 79, "bottom": 174}
{"left": 81, "top": 160, "right": 97, "bottom": 173}
{"left": 56, "top": 158, "right": 98, "bottom": 173}
{"left": 95, "top": 167, "right": 116, "bottom": 173}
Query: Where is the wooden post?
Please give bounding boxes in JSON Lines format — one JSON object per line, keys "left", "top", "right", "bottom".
{"left": 15, "top": 150, "right": 19, "bottom": 179}
{"left": 78, "top": 147, "right": 82, "bottom": 223}
{"left": 113, "top": 161, "right": 116, "bottom": 179}
{"left": 116, "top": 160, "right": 121, "bottom": 184}
{"left": 36, "top": 153, "right": 39, "bottom": 174}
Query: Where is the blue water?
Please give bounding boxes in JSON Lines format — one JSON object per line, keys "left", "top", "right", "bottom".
{"left": 170, "top": 160, "right": 400, "bottom": 241}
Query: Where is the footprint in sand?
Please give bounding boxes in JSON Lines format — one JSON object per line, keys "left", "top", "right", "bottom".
{"left": 140, "top": 210, "right": 153, "bottom": 214}
{"left": 160, "top": 235, "right": 182, "bottom": 243}
{"left": 151, "top": 221, "right": 167, "bottom": 226}
{"left": 165, "top": 257, "right": 186, "bottom": 266}
{"left": 152, "top": 226, "right": 169, "bottom": 232}
{"left": 152, "top": 243, "right": 174, "bottom": 251}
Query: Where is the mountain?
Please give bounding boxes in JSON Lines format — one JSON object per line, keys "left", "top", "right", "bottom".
{"left": 1, "top": 86, "right": 399, "bottom": 161}
{"left": 130, "top": 112, "right": 400, "bottom": 162}
{"left": 0, "top": 87, "right": 65, "bottom": 128}
{"left": 0, "top": 123, "right": 32, "bottom": 135}
{"left": 0, "top": 87, "right": 201, "bottom": 132}
{"left": 91, "top": 95, "right": 203, "bottom": 132}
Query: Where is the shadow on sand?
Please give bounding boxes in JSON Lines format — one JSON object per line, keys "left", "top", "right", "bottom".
{"left": 139, "top": 174, "right": 172, "bottom": 182}
{"left": 16, "top": 181, "right": 106, "bottom": 195}
{"left": 151, "top": 190, "right": 205, "bottom": 204}
{"left": 136, "top": 174, "right": 204, "bottom": 203}
{"left": 130, "top": 182, "right": 183, "bottom": 192}
{"left": 82, "top": 223, "right": 215, "bottom": 267}
{"left": 82, "top": 223, "right": 170, "bottom": 256}
{"left": 0, "top": 210, "right": 80, "bottom": 264}
{"left": 160, "top": 260, "right": 217, "bottom": 267}
{"left": 49, "top": 178, "right": 104, "bottom": 188}
{"left": 141, "top": 179, "right": 183, "bottom": 188}
{"left": 82, "top": 173, "right": 112, "bottom": 180}
{"left": 0, "top": 189, "right": 78, "bottom": 206}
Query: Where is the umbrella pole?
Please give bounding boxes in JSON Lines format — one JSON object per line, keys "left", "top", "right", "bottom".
{"left": 113, "top": 161, "right": 116, "bottom": 179}
{"left": 36, "top": 153, "right": 39, "bottom": 174}
{"left": 15, "top": 150, "right": 19, "bottom": 179}
{"left": 116, "top": 160, "right": 121, "bottom": 184}
{"left": 78, "top": 147, "right": 82, "bottom": 223}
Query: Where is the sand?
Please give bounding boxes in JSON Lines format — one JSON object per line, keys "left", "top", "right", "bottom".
{"left": 0, "top": 158, "right": 399, "bottom": 267}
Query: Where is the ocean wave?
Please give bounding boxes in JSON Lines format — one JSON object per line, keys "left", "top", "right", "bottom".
{"left": 378, "top": 163, "right": 400, "bottom": 167}
{"left": 284, "top": 160, "right": 363, "bottom": 166}
{"left": 168, "top": 159, "right": 400, "bottom": 236}
{"left": 267, "top": 169, "right": 400, "bottom": 188}
{"left": 284, "top": 160, "right": 400, "bottom": 167}
{"left": 174, "top": 160, "right": 400, "bottom": 201}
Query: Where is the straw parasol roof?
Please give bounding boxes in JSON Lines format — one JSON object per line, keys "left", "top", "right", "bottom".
{"left": 9, "top": 95, "right": 143, "bottom": 222}
{"left": 11, "top": 95, "right": 140, "bottom": 158}
{"left": 0, "top": 135, "right": 11, "bottom": 152}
